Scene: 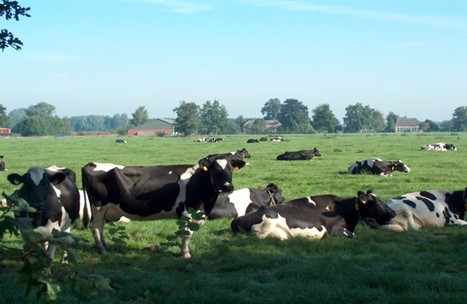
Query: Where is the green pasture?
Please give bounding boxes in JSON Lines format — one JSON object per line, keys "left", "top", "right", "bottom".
{"left": 0, "top": 133, "right": 466, "bottom": 303}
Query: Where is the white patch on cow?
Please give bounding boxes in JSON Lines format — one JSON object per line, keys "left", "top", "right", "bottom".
{"left": 251, "top": 214, "right": 328, "bottom": 240}
{"left": 306, "top": 197, "right": 316, "bottom": 206}
{"left": 92, "top": 162, "right": 125, "bottom": 172}
{"left": 46, "top": 165, "right": 65, "bottom": 172}
{"left": 52, "top": 184, "right": 62, "bottom": 199}
{"left": 227, "top": 188, "right": 252, "bottom": 217}
{"left": 216, "top": 159, "right": 228, "bottom": 170}
{"left": 325, "top": 205, "right": 331, "bottom": 211}
{"left": 30, "top": 167, "right": 45, "bottom": 186}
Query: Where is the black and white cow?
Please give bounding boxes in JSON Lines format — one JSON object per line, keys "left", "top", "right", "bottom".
{"left": 115, "top": 139, "right": 127, "bottom": 144}
{"left": 206, "top": 148, "right": 251, "bottom": 161}
{"left": 276, "top": 148, "right": 321, "bottom": 161}
{"left": 82, "top": 156, "right": 246, "bottom": 259}
{"left": 247, "top": 139, "right": 259, "bottom": 143}
{"left": 0, "top": 155, "right": 6, "bottom": 171}
{"left": 7, "top": 166, "right": 83, "bottom": 262}
{"left": 421, "top": 143, "right": 457, "bottom": 151}
{"left": 366, "top": 189, "right": 467, "bottom": 232}
{"left": 231, "top": 190, "right": 395, "bottom": 240}
{"left": 208, "top": 183, "right": 284, "bottom": 219}
{"left": 348, "top": 159, "right": 410, "bottom": 177}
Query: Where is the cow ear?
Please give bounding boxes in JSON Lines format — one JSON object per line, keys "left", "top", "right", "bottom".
{"left": 198, "top": 158, "right": 212, "bottom": 171}
{"left": 230, "top": 159, "right": 246, "bottom": 170}
{"left": 7, "top": 174, "right": 24, "bottom": 185}
{"left": 49, "top": 173, "right": 67, "bottom": 185}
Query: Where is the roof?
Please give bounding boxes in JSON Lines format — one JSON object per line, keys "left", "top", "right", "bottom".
{"left": 131, "top": 119, "right": 174, "bottom": 130}
{"left": 395, "top": 117, "right": 420, "bottom": 127}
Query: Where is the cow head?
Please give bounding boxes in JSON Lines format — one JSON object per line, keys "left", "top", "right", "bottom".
{"left": 199, "top": 156, "right": 246, "bottom": 193}
{"left": 312, "top": 148, "right": 321, "bottom": 157}
{"left": 391, "top": 160, "right": 410, "bottom": 173}
{"left": 264, "top": 183, "right": 284, "bottom": 205}
{"left": 238, "top": 148, "right": 251, "bottom": 159}
{"left": 355, "top": 190, "right": 395, "bottom": 226}
{"left": 7, "top": 167, "right": 67, "bottom": 226}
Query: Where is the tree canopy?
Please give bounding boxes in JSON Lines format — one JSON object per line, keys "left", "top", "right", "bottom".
{"left": 311, "top": 104, "right": 340, "bottom": 133}
{"left": 278, "top": 99, "right": 314, "bottom": 133}
{"left": 0, "top": 0, "right": 31, "bottom": 51}
{"left": 173, "top": 101, "right": 201, "bottom": 136}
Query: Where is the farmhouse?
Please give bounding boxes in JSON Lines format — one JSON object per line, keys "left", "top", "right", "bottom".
{"left": 127, "top": 118, "right": 175, "bottom": 136}
{"left": 395, "top": 117, "right": 420, "bottom": 133}
{"left": 242, "top": 119, "right": 282, "bottom": 133}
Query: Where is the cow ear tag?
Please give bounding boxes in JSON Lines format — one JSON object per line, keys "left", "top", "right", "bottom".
{"left": 203, "top": 166, "right": 208, "bottom": 171}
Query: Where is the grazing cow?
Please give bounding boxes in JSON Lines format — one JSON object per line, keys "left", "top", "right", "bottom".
{"left": 270, "top": 136, "right": 287, "bottom": 142}
{"left": 208, "top": 183, "right": 284, "bottom": 219}
{"left": 276, "top": 148, "right": 321, "bottom": 161}
{"left": 7, "top": 166, "right": 83, "bottom": 263}
{"left": 421, "top": 143, "right": 457, "bottom": 151}
{"left": 247, "top": 139, "right": 259, "bottom": 143}
{"left": 82, "top": 156, "right": 246, "bottom": 259}
{"left": 0, "top": 155, "right": 6, "bottom": 171}
{"left": 115, "top": 139, "right": 127, "bottom": 144}
{"left": 348, "top": 159, "right": 410, "bottom": 177}
{"left": 367, "top": 189, "right": 467, "bottom": 232}
{"left": 231, "top": 190, "right": 394, "bottom": 240}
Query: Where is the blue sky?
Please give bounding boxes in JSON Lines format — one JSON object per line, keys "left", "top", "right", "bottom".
{"left": 1, "top": 0, "right": 466, "bottom": 122}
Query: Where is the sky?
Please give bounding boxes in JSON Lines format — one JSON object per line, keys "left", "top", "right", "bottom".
{"left": 1, "top": 0, "right": 467, "bottom": 123}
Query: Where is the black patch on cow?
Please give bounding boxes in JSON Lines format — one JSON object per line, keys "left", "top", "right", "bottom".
{"left": 402, "top": 199, "right": 417, "bottom": 209}
{"left": 419, "top": 191, "right": 437, "bottom": 201}
{"left": 415, "top": 196, "right": 435, "bottom": 212}
{"left": 435, "top": 212, "right": 440, "bottom": 218}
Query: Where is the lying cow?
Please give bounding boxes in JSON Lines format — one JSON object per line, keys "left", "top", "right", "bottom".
{"left": 231, "top": 190, "right": 395, "bottom": 240}
{"left": 348, "top": 159, "right": 410, "bottom": 177}
{"left": 276, "top": 148, "right": 321, "bottom": 161}
{"left": 208, "top": 183, "right": 284, "bottom": 219}
{"left": 367, "top": 189, "right": 467, "bottom": 232}
{"left": 206, "top": 148, "right": 251, "bottom": 160}
{"left": 82, "top": 156, "right": 246, "bottom": 259}
{"left": 421, "top": 143, "right": 457, "bottom": 151}
{"left": 7, "top": 166, "right": 84, "bottom": 263}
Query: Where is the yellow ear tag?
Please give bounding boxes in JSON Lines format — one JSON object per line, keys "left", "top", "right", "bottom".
{"left": 203, "top": 166, "right": 208, "bottom": 171}
{"left": 361, "top": 200, "right": 367, "bottom": 204}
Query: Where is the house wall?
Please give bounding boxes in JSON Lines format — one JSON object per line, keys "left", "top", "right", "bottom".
{"left": 127, "top": 128, "right": 173, "bottom": 136}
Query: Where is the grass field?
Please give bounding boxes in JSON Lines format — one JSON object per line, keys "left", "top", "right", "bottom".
{"left": 0, "top": 133, "right": 466, "bottom": 303}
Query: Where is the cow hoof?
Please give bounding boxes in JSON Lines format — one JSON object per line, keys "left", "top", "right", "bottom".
{"left": 182, "top": 253, "right": 191, "bottom": 259}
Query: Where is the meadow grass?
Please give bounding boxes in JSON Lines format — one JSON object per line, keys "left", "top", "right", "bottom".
{"left": 0, "top": 133, "right": 466, "bottom": 303}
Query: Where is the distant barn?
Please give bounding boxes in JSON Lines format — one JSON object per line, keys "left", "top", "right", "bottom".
{"left": 127, "top": 119, "right": 175, "bottom": 137}
{"left": 395, "top": 117, "right": 420, "bottom": 133}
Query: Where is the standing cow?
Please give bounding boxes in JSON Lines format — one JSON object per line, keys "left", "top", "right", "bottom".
{"left": 231, "top": 190, "right": 395, "bottom": 240}
{"left": 7, "top": 166, "right": 83, "bottom": 263}
{"left": 82, "top": 156, "right": 246, "bottom": 259}
{"left": 348, "top": 159, "right": 410, "bottom": 177}
{"left": 208, "top": 183, "right": 284, "bottom": 219}
{"left": 367, "top": 189, "right": 467, "bottom": 232}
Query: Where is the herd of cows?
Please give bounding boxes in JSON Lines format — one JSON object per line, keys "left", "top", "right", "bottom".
{"left": 2, "top": 140, "right": 465, "bottom": 262}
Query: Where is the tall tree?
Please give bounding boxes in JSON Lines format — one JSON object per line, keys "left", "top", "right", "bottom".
{"left": 344, "top": 103, "right": 386, "bottom": 133}
{"left": 420, "top": 119, "right": 440, "bottom": 132}
{"left": 200, "top": 100, "right": 229, "bottom": 135}
{"left": 261, "top": 98, "right": 281, "bottom": 120}
{"left": 278, "top": 98, "right": 314, "bottom": 133}
{"left": 0, "top": 0, "right": 31, "bottom": 51}
{"left": 173, "top": 101, "right": 201, "bottom": 136}
{"left": 25, "top": 102, "right": 56, "bottom": 117}
{"left": 7, "top": 107, "right": 25, "bottom": 128}
{"left": 0, "top": 104, "right": 9, "bottom": 127}
{"left": 451, "top": 106, "right": 467, "bottom": 132}
{"left": 385, "top": 112, "right": 399, "bottom": 132}
{"left": 131, "top": 106, "right": 149, "bottom": 126}
{"left": 311, "top": 104, "right": 340, "bottom": 133}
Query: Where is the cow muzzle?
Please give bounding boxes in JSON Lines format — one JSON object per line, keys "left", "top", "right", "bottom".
{"left": 219, "top": 182, "right": 233, "bottom": 193}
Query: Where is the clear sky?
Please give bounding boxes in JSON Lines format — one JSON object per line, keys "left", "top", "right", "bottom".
{"left": 1, "top": 0, "right": 466, "bottom": 122}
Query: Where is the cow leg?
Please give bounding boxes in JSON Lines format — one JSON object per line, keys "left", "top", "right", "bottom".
{"left": 180, "top": 210, "right": 206, "bottom": 259}
{"left": 89, "top": 205, "right": 108, "bottom": 254}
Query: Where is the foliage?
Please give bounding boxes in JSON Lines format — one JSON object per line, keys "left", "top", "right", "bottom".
{"left": 7, "top": 107, "right": 25, "bottom": 128}
{"left": 311, "top": 104, "right": 340, "bottom": 133}
{"left": 420, "top": 119, "right": 440, "bottom": 132}
{"left": 200, "top": 100, "right": 229, "bottom": 135}
{"left": 25, "top": 102, "right": 56, "bottom": 117}
{"left": 69, "top": 114, "right": 129, "bottom": 132}
{"left": 278, "top": 99, "right": 314, "bottom": 133}
{"left": 0, "top": 103, "right": 9, "bottom": 127}
{"left": 173, "top": 101, "right": 201, "bottom": 136}
{"left": 12, "top": 116, "right": 69, "bottom": 136}
{"left": 261, "top": 98, "right": 281, "bottom": 120}
{"left": 451, "top": 106, "right": 466, "bottom": 132}
{"left": 131, "top": 106, "right": 149, "bottom": 127}
{"left": 0, "top": 0, "right": 31, "bottom": 51}
{"left": 344, "top": 102, "right": 386, "bottom": 133}
{"left": 385, "top": 111, "right": 399, "bottom": 132}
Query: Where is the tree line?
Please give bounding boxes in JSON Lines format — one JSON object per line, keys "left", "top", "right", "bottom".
{"left": 0, "top": 100, "right": 465, "bottom": 137}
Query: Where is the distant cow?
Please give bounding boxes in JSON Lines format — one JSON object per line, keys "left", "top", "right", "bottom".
{"left": 367, "top": 189, "right": 467, "bottom": 232}
{"left": 0, "top": 155, "right": 6, "bottom": 171}
{"left": 82, "top": 156, "right": 246, "bottom": 259}
{"left": 247, "top": 139, "right": 259, "bottom": 143}
{"left": 206, "top": 148, "right": 251, "bottom": 161}
{"left": 231, "top": 190, "right": 395, "bottom": 240}
{"left": 348, "top": 159, "right": 410, "bottom": 177}
{"left": 270, "top": 136, "right": 287, "bottom": 142}
{"left": 7, "top": 166, "right": 84, "bottom": 263}
{"left": 276, "top": 148, "right": 321, "bottom": 161}
{"left": 116, "top": 139, "right": 127, "bottom": 144}
{"left": 208, "top": 183, "right": 284, "bottom": 219}
{"left": 421, "top": 143, "right": 457, "bottom": 151}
